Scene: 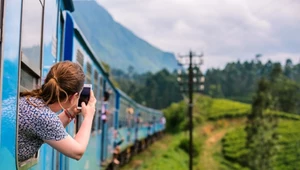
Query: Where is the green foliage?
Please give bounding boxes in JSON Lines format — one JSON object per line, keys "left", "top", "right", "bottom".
{"left": 274, "top": 120, "right": 300, "bottom": 170}
{"left": 245, "top": 78, "right": 278, "bottom": 170}
{"left": 221, "top": 117, "right": 300, "bottom": 170}
{"left": 220, "top": 71, "right": 300, "bottom": 170}
{"left": 163, "top": 101, "right": 187, "bottom": 133}
{"left": 208, "top": 84, "right": 224, "bottom": 98}
{"left": 204, "top": 59, "right": 300, "bottom": 111}
{"left": 178, "top": 137, "right": 201, "bottom": 159}
{"left": 221, "top": 128, "right": 249, "bottom": 170}
{"left": 208, "top": 99, "right": 251, "bottom": 120}
{"left": 113, "top": 68, "right": 183, "bottom": 109}
{"left": 122, "top": 134, "right": 189, "bottom": 170}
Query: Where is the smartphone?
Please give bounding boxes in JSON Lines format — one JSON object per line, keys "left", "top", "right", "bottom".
{"left": 77, "top": 84, "right": 92, "bottom": 109}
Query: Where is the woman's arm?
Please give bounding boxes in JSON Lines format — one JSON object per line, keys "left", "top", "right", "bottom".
{"left": 45, "top": 90, "right": 96, "bottom": 160}
{"left": 45, "top": 113, "right": 94, "bottom": 160}
{"left": 58, "top": 110, "right": 73, "bottom": 127}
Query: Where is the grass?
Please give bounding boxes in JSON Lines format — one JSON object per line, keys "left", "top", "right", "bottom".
{"left": 121, "top": 134, "right": 189, "bottom": 170}
{"left": 122, "top": 95, "right": 300, "bottom": 170}
{"left": 121, "top": 119, "right": 246, "bottom": 170}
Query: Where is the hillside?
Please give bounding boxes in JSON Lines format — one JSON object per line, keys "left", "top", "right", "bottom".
{"left": 122, "top": 95, "right": 300, "bottom": 170}
{"left": 72, "top": 1, "right": 178, "bottom": 73}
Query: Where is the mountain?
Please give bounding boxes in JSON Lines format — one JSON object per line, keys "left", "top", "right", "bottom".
{"left": 72, "top": 1, "right": 178, "bottom": 73}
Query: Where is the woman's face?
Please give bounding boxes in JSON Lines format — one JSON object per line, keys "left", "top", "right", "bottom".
{"left": 69, "top": 86, "right": 84, "bottom": 108}
{"left": 70, "top": 93, "right": 80, "bottom": 108}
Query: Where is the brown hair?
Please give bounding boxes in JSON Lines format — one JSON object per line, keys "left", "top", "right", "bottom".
{"left": 20, "top": 61, "right": 85, "bottom": 105}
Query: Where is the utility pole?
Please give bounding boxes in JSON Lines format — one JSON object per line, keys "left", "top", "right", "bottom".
{"left": 177, "top": 50, "right": 204, "bottom": 170}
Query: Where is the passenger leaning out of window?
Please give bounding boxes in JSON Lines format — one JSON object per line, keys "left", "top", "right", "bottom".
{"left": 18, "top": 61, "right": 96, "bottom": 162}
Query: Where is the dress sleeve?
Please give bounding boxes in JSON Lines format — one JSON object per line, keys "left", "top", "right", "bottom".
{"left": 34, "top": 112, "right": 68, "bottom": 141}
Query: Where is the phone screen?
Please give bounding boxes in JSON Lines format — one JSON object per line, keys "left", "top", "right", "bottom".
{"left": 78, "top": 86, "right": 91, "bottom": 108}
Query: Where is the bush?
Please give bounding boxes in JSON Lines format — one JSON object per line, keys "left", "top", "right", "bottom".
{"left": 178, "top": 138, "right": 200, "bottom": 158}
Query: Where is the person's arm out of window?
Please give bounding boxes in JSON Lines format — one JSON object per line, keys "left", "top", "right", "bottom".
{"left": 45, "top": 113, "right": 94, "bottom": 160}
{"left": 45, "top": 90, "right": 96, "bottom": 160}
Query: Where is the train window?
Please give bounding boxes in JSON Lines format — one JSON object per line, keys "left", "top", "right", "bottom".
{"left": 126, "top": 106, "right": 134, "bottom": 128}
{"left": 97, "top": 76, "right": 103, "bottom": 131}
{"left": 18, "top": 0, "right": 44, "bottom": 168}
{"left": 99, "top": 76, "right": 103, "bottom": 99}
{"left": 119, "top": 100, "right": 126, "bottom": 128}
{"left": 20, "top": 63, "right": 39, "bottom": 91}
{"left": 107, "top": 91, "right": 114, "bottom": 128}
{"left": 86, "top": 62, "right": 92, "bottom": 84}
{"left": 91, "top": 70, "right": 98, "bottom": 133}
{"left": 94, "top": 70, "right": 98, "bottom": 98}
{"left": 74, "top": 49, "right": 84, "bottom": 133}
{"left": 20, "top": 0, "right": 43, "bottom": 76}
{"left": 76, "top": 49, "right": 84, "bottom": 66}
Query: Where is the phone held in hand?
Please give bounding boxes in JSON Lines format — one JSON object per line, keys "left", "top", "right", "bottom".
{"left": 77, "top": 84, "right": 92, "bottom": 109}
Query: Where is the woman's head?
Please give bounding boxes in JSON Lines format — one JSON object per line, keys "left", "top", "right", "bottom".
{"left": 21, "top": 61, "right": 85, "bottom": 106}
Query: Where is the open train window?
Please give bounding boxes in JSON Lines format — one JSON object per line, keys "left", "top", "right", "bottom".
{"left": 75, "top": 49, "right": 84, "bottom": 133}
{"left": 119, "top": 99, "right": 127, "bottom": 128}
{"left": 91, "top": 70, "right": 98, "bottom": 133}
{"left": 107, "top": 90, "right": 114, "bottom": 128}
{"left": 18, "top": 0, "right": 44, "bottom": 168}
{"left": 86, "top": 62, "right": 92, "bottom": 84}
{"left": 20, "top": 61, "right": 39, "bottom": 91}
{"left": 97, "top": 76, "right": 103, "bottom": 131}
{"left": 76, "top": 49, "right": 83, "bottom": 66}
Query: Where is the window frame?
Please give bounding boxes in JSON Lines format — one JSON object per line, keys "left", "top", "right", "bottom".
{"left": 18, "top": 0, "right": 45, "bottom": 169}
{"left": 91, "top": 69, "right": 98, "bottom": 134}
{"left": 75, "top": 49, "right": 84, "bottom": 133}
{"left": 97, "top": 76, "right": 103, "bottom": 131}
{"left": 0, "top": 0, "right": 5, "bottom": 127}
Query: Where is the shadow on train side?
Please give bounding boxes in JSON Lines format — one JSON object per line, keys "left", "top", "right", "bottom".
{"left": 0, "top": 0, "right": 166, "bottom": 170}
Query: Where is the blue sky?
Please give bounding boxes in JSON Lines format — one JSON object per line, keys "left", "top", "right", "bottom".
{"left": 96, "top": 0, "right": 300, "bottom": 71}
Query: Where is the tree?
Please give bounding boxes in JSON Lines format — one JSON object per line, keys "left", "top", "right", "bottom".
{"left": 284, "top": 59, "right": 293, "bottom": 79}
{"left": 244, "top": 78, "right": 278, "bottom": 170}
{"left": 208, "top": 84, "right": 224, "bottom": 98}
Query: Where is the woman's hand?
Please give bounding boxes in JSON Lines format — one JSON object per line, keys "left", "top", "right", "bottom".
{"left": 68, "top": 104, "right": 81, "bottom": 118}
{"left": 81, "top": 90, "right": 96, "bottom": 119}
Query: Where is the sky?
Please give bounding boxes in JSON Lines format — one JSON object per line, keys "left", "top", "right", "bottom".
{"left": 96, "top": 0, "right": 300, "bottom": 71}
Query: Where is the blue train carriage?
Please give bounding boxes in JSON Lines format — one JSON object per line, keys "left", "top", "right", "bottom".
{"left": 115, "top": 90, "right": 139, "bottom": 164}
{"left": 63, "top": 3, "right": 119, "bottom": 170}
{"left": 63, "top": 11, "right": 103, "bottom": 170}
{"left": 132, "top": 104, "right": 152, "bottom": 152}
{"left": 152, "top": 108, "right": 165, "bottom": 138}
{"left": 99, "top": 81, "right": 117, "bottom": 167}
{"left": 0, "top": 0, "right": 76, "bottom": 169}
{"left": 139, "top": 106, "right": 165, "bottom": 150}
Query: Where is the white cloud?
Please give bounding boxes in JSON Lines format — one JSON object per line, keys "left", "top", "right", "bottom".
{"left": 96, "top": 0, "right": 300, "bottom": 70}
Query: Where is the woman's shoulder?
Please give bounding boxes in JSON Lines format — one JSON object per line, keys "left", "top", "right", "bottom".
{"left": 19, "top": 97, "right": 55, "bottom": 119}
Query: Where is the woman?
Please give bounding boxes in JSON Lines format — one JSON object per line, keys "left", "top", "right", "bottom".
{"left": 18, "top": 61, "right": 96, "bottom": 162}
